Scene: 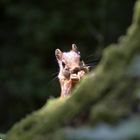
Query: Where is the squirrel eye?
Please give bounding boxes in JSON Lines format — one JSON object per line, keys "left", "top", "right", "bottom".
{"left": 62, "top": 61, "right": 65, "bottom": 67}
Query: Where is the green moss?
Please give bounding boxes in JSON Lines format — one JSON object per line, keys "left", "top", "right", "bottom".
{"left": 5, "top": 0, "right": 140, "bottom": 140}
{"left": 89, "top": 80, "right": 136, "bottom": 124}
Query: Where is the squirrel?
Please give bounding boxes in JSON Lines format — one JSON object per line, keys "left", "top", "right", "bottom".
{"left": 55, "top": 44, "right": 89, "bottom": 97}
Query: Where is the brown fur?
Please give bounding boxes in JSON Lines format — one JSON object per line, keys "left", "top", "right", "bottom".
{"left": 55, "top": 44, "right": 89, "bottom": 97}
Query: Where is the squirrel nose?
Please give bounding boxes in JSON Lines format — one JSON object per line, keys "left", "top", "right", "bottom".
{"left": 65, "top": 67, "right": 69, "bottom": 71}
{"left": 72, "top": 67, "right": 80, "bottom": 74}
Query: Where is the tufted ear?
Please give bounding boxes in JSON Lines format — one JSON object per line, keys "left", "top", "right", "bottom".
{"left": 71, "top": 44, "right": 78, "bottom": 52}
{"left": 55, "top": 49, "right": 63, "bottom": 60}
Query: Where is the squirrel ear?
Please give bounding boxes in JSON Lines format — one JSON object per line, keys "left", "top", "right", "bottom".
{"left": 71, "top": 44, "right": 78, "bottom": 52}
{"left": 55, "top": 49, "right": 62, "bottom": 60}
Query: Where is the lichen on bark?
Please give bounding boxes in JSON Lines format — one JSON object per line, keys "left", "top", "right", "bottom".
{"left": 5, "top": 0, "right": 140, "bottom": 140}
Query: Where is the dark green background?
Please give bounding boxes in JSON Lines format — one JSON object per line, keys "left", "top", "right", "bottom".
{"left": 0, "top": 0, "right": 136, "bottom": 132}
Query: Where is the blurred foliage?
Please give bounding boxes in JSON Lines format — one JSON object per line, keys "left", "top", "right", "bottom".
{"left": 0, "top": 0, "right": 136, "bottom": 132}
{"left": 62, "top": 116, "right": 140, "bottom": 140}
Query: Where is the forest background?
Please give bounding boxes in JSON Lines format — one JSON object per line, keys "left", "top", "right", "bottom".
{"left": 0, "top": 0, "right": 136, "bottom": 132}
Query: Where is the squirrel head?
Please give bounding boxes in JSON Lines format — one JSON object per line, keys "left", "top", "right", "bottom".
{"left": 55, "top": 44, "right": 81, "bottom": 80}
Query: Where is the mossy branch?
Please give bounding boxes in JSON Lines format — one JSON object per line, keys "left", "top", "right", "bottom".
{"left": 5, "top": 0, "right": 140, "bottom": 140}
